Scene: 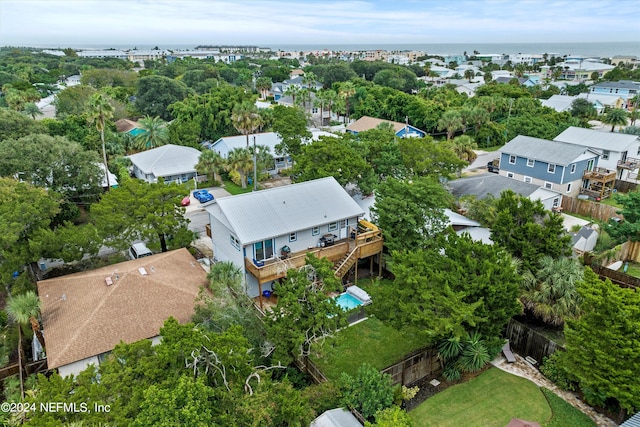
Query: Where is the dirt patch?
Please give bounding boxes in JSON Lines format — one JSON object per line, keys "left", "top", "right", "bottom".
{"left": 260, "top": 175, "right": 292, "bottom": 189}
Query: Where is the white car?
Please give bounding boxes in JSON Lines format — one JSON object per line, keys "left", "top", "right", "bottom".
{"left": 128, "top": 242, "right": 153, "bottom": 260}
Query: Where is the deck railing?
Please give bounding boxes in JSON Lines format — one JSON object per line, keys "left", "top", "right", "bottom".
{"left": 583, "top": 167, "right": 616, "bottom": 181}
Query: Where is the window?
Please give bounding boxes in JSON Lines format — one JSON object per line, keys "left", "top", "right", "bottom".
{"left": 509, "top": 155, "right": 516, "bottom": 164}
{"left": 254, "top": 239, "right": 274, "bottom": 260}
{"left": 507, "top": 172, "right": 514, "bottom": 178}
{"left": 289, "top": 232, "right": 297, "bottom": 242}
{"left": 527, "top": 158, "right": 535, "bottom": 167}
{"left": 230, "top": 235, "right": 240, "bottom": 250}
{"left": 547, "top": 163, "right": 556, "bottom": 174}
{"left": 545, "top": 182, "right": 553, "bottom": 190}
{"left": 553, "top": 198, "right": 560, "bottom": 208}
{"left": 312, "top": 107, "right": 319, "bottom": 114}
{"left": 524, "top": 176, "right": 533, "bottom": 183}
{"left": 328, "top": 222, "right": 338, "bottom": 232}
{"left": 602, "top": 150, "right": 610, "bottom": 160}
{"left": 312, "top": 226, "right": 319, "bottom": 236}
{"left": 570, "top": 164, "right": 576, "bottom": 174}
{"left": 566, "top": 183, "right": 572, "bottom": 193}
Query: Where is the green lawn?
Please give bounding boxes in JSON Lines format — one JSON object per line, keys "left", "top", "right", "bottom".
{"left": 222, "top": 180, "right": 253, "bottom": 195}
{"left": 482, "top": 145, "right": 504, "bottom": 152}
{"left": 309, "top": 316, "right": 426, "bottom": 381}
{"left": 624, "top": 262, "right": 640, "bottom": 279}
{"left": 410, "top": 368, "right": 595, "bottom": 427}
{"left": 599, "top": 197, "right": 622, "bottom": 209}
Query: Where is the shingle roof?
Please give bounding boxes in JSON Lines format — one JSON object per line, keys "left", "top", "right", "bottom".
{"left": 501, "top": 135, "right": 595, "bottom": 166}
{"left": 554, "top": 126, "right": 639, "bottom": 152}
{"left": 126, "top": 144, "right": 201, "bottom": 177}
{"left": 206, "top": 177, "right": 364, "bottom": 245}
{"left": 115, "top": 119, "right": 140, "bottom": 133}
{"left": 38, "top": 248, "right": 208, "bottom": 370}
{"left": 447, "top": 173, "right": 544, "bottom": 199}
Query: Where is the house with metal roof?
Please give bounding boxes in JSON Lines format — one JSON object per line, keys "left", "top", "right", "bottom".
{"left": 590, "top": 80, "right": 640, "bottom": 100}
{"left": 206, "top": 129, "right": 336, "bottom": 175}
{"left": 499, "top": 135, "right": 600, "bottom": 197}
{"left": 347, "top": 116, "right": 426, "bottom": 138}
{"left": 554, "top": 126, "right": 640, "bottom": 182}
{"left": 311, "top": 408, "right": 363, "bottom": 427}
{"left": 205, "top": 177, "right": 383, "bottom": 308}
{"left": 127, "top": 144, "right": 202, "bottom": 184}
{"left": 37, "top": 248, "right": 208, "bottom": 377}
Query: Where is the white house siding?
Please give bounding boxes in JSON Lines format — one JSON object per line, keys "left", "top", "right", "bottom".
{"left": 58, "top": 356, "right": 99, "bottom": 378}
{"left": 500, "top": 171, "right": 581, "bottom": 197}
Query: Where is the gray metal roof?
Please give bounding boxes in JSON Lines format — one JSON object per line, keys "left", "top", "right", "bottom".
{"left": 554, "top": 126, "right": 639, "bottom": 152}
{"left": 311, "top": 408, "right": 363, "bottom": 427}
{"left": 206, "top": 177, "right": 365, "bottom": 245}
{"left": 126, "top": 144, "right": 201, "bottom": 177}
{"left": 447, "top": 173, "right": 543, "bottom": 199}
{"left": 501, "top": 135, "right": 595, "bottom": 166}
{"left": 620, "top": 411, "right": 640, "bottom": 427}
{"left": 591, "top": 80, "right": 640, "bottom": 90}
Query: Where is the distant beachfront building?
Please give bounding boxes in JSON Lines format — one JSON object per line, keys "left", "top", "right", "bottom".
{"left": 76, "top": 50, "right": 128, "bottom": 60}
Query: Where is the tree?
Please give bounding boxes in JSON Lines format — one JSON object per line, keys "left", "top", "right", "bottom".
{"left": 446, "top": 135, "right": 477, "bottom": 162}
{"left": 22, "top": 102, "right": 43, "bottom": 119}
{"left": 133, "top": 115, "right": 169, "bottom": 151}
{"left": 521, "top": 256, "right": 584, "bottom": 326}
{"left": 87, "top": 92, "right": 114, "bottom": 189}
{"left": 91, "top": 178, "right": 193, "bottom": 252}
{"left": 255, "top": 76, "right": 272, "bottom": 100}
{"left": 265, "top": 254, "right": 345, "bottom": 365}
{"left": 557, "top": 268, "right": 640, "bottom": 418}
{"left": 271, "top": 104, "right": 312, "bottom": 159}
{"left": 389, "top": 232, "right": 521, "bottom": 341}
{"left": 0, "top": 107, "right": 46, "bottom": 140}
{"left": 371, "top": 177, "right": 453, "bottom": 253}
{"left": 135, "top": 75, "right": 191, "bottom": 120}
{"left": 438, "top": 110, "right": 464, "bottom": 140}
{"left": 231, "top": 101, "right": 263, "bottom": 148}
{"left": 490, "top": 191, "right": 571, "bottom": 272}
{"left": 0, "top": 134, "right": 103, "bottom": 203}
{"left": 226, "top": 147, "right": 253, "bottom": 189}
{"left": 366, "top": 406, "right": 413, "bottom": 427}
{"left": 54, "top": 84, "right": 96, "bottom": 119}
{"left": 340, "top": 364, "right": 396, "bottom": 421}
{"left": 396, "top": 136, "right": 467, "bottom": 179}
{"left": 602, "top": 108, "right": 628, "bottom": 132}
{"left": 570, "top": 98, "right": 596, "bottom": 120}
{"left": 609, "top": 189, "right": 640, "bottom": 242}
{"left": 195, "top": 149, "right": 225, "bottom": 184}
{"left": 464, "top": 69, "right": 475, "bottom": 82}
{"left": 338, "top": 81, "right": 356, "bottom": 123}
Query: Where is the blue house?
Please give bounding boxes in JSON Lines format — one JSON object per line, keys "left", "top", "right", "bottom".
{"left": 346, "top": 116, "right": 426, "bottom": 138}
{"left": 590, "top": 80, "right": 639, "bottom": 100}
{"left": 499, "top": 135, "right": 600, "bottom": 197}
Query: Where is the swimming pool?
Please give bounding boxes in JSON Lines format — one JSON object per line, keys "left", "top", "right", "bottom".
{"left": 334, "top": 293, "right": 363, "bottom": 311}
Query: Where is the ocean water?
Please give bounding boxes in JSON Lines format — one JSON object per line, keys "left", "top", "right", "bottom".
{"left": 44, "top": 41, "right": 640, "bottom": 58}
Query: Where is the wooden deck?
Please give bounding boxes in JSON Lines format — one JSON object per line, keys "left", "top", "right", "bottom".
{"left": 245, "top": 229, "right": 383, "bottom": 285}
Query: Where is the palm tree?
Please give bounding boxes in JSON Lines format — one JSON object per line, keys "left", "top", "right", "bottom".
{"left": 255, "top": 76, "right": 272, "bottom": 100}
{"left": 438, "top": 110, "right": 464, "bottom": 140}
{"left": 207, "top": 261, "right": 243, "bottom": 294}
{"left": 338, "top": 81, "right": 356, "bottom": 124}
{"left": 602, "top": 108, "right": 628, "bottom": 132}
{"left": 226, "top": 147, "right": 253, "bottom": 189}
{"left": 283, "top": 85, "right": 302, "bottom": 107}
{"left": 231, "top": 102, "right": 263, "bottom": 148}
{"left": 196, "top": 149, "right": 225, "bottom": 184}
{"left": 448, "top": 135, "right": 478, "bottom": 162}
{"left": 463, "top": 69, "right": 475, "bottom": 82}
{"left": 22, "top": 102, "right": 43, "bottom": 119}
{"left": 133, "top": 115, "right": 169, "bottom": 150}
{"left": 520, "top": 256, "right": 583, "bottom": 326}
{"left": 629, "top": 109, "right": 639, "bottom": 127}
{"left": 88, "top": 93, "right": 114, "bottom": 189}
{"left": 6, "top": 291, "right": 44, "bottom": 398}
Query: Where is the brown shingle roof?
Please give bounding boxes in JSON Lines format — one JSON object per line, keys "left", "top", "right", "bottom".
{"left": 346, "top": 116, "right": 406, "bottom": 133}
{"left": 38, "top": 248, "right": 208, "bottom": 370}
{"left": 115, "top": 118, "right": 140, "bottom": 133}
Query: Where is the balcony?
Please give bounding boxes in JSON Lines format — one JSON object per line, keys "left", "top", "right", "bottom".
{"left": 618, "top": 158, "right": 640, "bottom": 170}
{"left": 244, "top": 229, "right": 383, "bottom": 285}
{"left": 583, "top": 167, "right": 616, "bottom": 182}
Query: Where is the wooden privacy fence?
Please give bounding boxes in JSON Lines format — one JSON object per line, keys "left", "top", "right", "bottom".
{"left": 561, "top": 196, "right": 622, "bottom": 222}
{"left": 614, "top": 180, "right": 638, "bottom": 194}
{"left": 381, "top": 347, "right": 441, "bottom": 387}
{"left": 505, "top": 319, "right": 563, "bottom": 364}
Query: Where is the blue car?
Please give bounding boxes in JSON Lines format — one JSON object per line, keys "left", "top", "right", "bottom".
{"left": 193, "top": 190, "right": 214, "bottom": 203}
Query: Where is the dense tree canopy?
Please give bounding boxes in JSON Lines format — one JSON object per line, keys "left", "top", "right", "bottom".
{"left": 135, "top": 75, "right": 191, "bottom": 121}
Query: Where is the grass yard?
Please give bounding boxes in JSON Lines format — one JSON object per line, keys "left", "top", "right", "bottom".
{"left": 410, "top": 368, "right": 595, "bottom": 427}
{"left": 309, "top": 316, "right": 425, "bottom": 381}
{"left": 222, "top": 180, "right": 253, "bottom": 195}
{"left": 624, "top": 262, "right": 640, "bottom": 279}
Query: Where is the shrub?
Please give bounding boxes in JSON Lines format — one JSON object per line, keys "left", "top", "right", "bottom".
{"left": 340, "top": 364, "right": 395, "bottom": 420}
{"left": 540, "top": 353, "right": 575, "bottom": 391}
{"left": 303, "top": 381, "right": 342, "bottom": 415}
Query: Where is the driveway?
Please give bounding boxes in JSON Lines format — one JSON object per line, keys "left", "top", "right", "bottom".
{"left": 185, "top": 186, "right": 232, "bottom": 234}
{"left": 465, "top": 150, "right": 500, "bottom": 172}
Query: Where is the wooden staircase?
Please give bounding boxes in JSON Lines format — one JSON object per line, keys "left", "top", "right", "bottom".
{"left": 334, "top": 247, "right": 359, "bottom": 278}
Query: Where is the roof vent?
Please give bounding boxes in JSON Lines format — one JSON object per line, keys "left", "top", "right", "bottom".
{"left": 138, "top": 267, "right": 148, "bottom": 275}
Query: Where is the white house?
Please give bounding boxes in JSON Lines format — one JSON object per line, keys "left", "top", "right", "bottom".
{"left": 554, "top": 127, "right": 640, "bottom": 181}
{"left": 205, "top": 177, "right": 383, "bottom": 303}
{"left": 38, "top": 249, "right": 207, "bottom": 377}
{"left": 127, "top": 144, "right": 202, "bottom": 184}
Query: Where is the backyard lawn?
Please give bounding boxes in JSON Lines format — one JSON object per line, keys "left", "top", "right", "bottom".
{"left": 222, "top": 179, "right": 253, "bottom": 195}
{"left": 410, "top": 368, "right": 595, "bottom": 427}
{"left": 309, "top": 316, "right": 425, "bottom": 381}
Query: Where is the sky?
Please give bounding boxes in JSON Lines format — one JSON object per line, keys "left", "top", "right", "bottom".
{"left": 1, "top": 0, "right": 639, "bottom": 48}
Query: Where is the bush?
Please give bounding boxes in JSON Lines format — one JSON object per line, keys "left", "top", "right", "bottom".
{"left": 340, "top": 364, "right": 395, "bottom": 420}
{"left": 540, "top": 353, "right": 575, "bottom": 391}
{"left": 303, "top": 381, "right": 342, "bottom": 415}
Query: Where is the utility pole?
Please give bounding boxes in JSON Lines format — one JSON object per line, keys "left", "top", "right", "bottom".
{"left": 253, "top": 135, "right": 258, "bottom": 192}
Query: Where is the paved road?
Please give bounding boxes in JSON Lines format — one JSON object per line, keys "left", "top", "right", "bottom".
{"left": 465, "top": 150, "right": 500, "bottom": 172}
{"left": 184, "top": 186, "right": 232, "bottom": 233}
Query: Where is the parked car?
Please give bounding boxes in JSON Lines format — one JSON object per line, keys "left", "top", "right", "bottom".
{"left": 129, "top": 242, "right": 153, "bottom": 260}
{"left": 181, "top": 196, "right": 191, "bottom": 206}
{"left": 487, "top": 158, "right": 500, "bottom": 173}
{"left": 193, "top": 189, "right": 214, "bottom": 203}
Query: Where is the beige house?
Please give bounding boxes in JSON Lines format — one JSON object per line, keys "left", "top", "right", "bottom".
{"left": 38, "top": 248, "right": 208, "bottom": 377}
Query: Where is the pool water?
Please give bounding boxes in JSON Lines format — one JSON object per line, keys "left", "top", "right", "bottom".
{"left": 334, "top": 293, "right": 363, "bottom": 311}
